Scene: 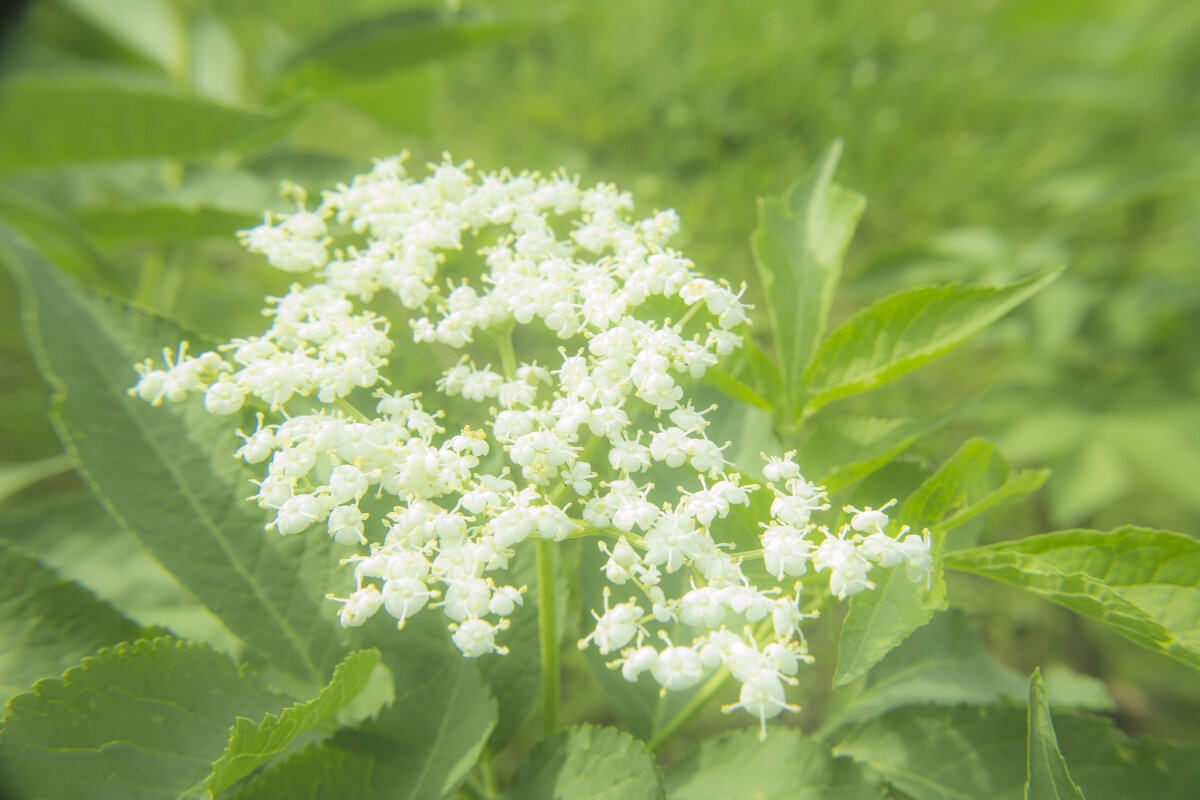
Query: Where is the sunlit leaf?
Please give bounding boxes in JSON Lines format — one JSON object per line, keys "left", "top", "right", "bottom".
{"left": 803, "top": 268, "right": 1061, "bottom": 413}
{"left": 945, "top": 527, "right": 1200, "bottom": 671}
{"left": 752, "top": 141, "right": 865, "bottom": 413}
{"left": 205, "top": 649, "right": 381, "bottom": 796}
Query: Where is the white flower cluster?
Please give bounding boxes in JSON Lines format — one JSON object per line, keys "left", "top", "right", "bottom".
{"left": 129, "top": 154, "right": 932, "bottom": 738}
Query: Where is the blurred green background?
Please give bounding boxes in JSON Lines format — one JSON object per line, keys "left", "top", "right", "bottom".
{"left": 1, "top": 0, "right": 1197, "bottom": 742}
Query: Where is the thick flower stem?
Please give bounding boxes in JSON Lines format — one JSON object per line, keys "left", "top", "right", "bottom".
{"left": 536, "top": 538, "right": 560, "bottom": 735}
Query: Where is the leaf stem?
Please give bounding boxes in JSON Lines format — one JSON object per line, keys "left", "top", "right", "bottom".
{"left": 536, "top": 538, "right": 560, "bottom": 735}
{"left": 646, "top": 666, "right": 731, "bottom": 752}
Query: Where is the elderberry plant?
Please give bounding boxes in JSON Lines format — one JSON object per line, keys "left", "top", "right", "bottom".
{"left": 129, "top": 154, "right": 934, "bottom": 738}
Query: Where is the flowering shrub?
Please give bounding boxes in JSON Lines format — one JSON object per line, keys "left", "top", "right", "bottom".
{"left": 4, "top": 145, "right": 1197, "bottom": 800}
{"left": 129, "top": 154, "right": 933, "bottom": 737}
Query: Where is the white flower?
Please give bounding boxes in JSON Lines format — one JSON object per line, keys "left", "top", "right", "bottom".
{"left": 451, "top": 618, "right": 509, "bottom": 657}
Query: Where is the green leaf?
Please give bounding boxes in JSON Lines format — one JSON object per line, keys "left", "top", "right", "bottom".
{"left": 59, "top": 0, "right": 187, "bottom": 75}
{"left": 0, "top": 75, "right": 304, "bottom": 171}
{"left": 80, "top": 205, "right": 259, "bottom": 245}
{"left": 797, "top": 406, "right": 960, "bottom": 493}
{"left": 821, "top": 610, "right": 1026, "bottom": 734}
{"left": 0, "top": 638, "right": 285, "bottom": 800}
{"left": 822, "top": 612, "right": 1114, "bottom": 736}
{"left": 834, "top": 528, "right": 947, "bottom": 687}
{"left": 206, "top": 649, "right": 381, "bottom": 796}
{"left": 282, "top": 8, "right": 534, "bottom": 86}
{"left": 944, "top": 527, "right": 1200, "bottom": 671}
{"left": 0, "top": 539, "right": 142, "bottom": 704}
{"left": 240, "top": 632, "right": 497, "bottom": 800}
{"left": 328, "top": 69, "right": 436, "bottom": 137}
{"left": 901, "top": 437, "right": 1048, "bottom": 534}
{"left": 802, "top": 268, "right": 1061, "bottom": 414}
{"left": 2, "top": 225, "right": 345, "bottom": 683}
{"left": 0, "top": 453, "right": 73, "bottom": 504}
{"left": 704, "top": 366, "right": 773, "bottom": 412}
{"left": 508, "top": 725, "right": 663, "bottom": 800}
{"left": 1026, "top": 669, "right": 1087, "bottom": 800}
{"left": 836, "top": 701, "right": 1199, "bottom": 800}
{"left": 752, "top": 141, "right": 865, "bottom": 410}
{"left": 665, "top": 729, "right": 882, "bottom": 800}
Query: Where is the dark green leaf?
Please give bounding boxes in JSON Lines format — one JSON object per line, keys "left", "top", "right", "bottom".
{"left": 752, "top": 141, "right": 865, "bottom": 408}
{"left": 665, "top": 729, "right": 882, "bottom": 800}
{"left": 3, "top": 225, "right": 345, "bottom": 683}
{"left": 945, "top": 527, "right": 1200, "bottom": 671}
{"left": 803, "top": 268, "right": 1061, "bottom": 413}
{"left": 0, "top": 638, "right": 285, "bottom": 800}
{"left": 508, "top": 725, "right": 663, "bottom": 800}
{"left": 206, "top": 649, "right": 381, "bottom": 796}
{"left": 0, "top": 76, "right": 304, "bottom": 171}
{"left": 0, "top": 539, "right": 142, "bottom": 704}
{"left": 1026, "top": 669, "right": 1087, "bottom": 800}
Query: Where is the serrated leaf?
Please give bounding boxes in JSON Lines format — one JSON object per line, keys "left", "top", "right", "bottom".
{"left": 821, "top": 610, "right": 1026, "bottom": 734}
{"left": 901, "top": 437, "right": 1047, "bottom": 534}
{"left": 802, "top": 268, "right": 1061, "bottom": 414}
{"left": 0, "top": 638, "right": 285, "bottom": 800}
{"left": 835, "top": 701, "right": 1198, "bottom": 800}
{"left": 206, "top": 649, "right": 381, "bottom": 796}
{"left": 822, "top": 612, "right": 1113, "bottom": 736}
{"left": 752, "top": 142, "right": 865, "bottom": 412}
{"left": 665, "top": 729, "right": 882, "bottom": 800}
{"left": 834, "top": 529, "right": 947, "bottom": 687}
{"left": 508, "top": 725, "right": 663, "bottom": 800}
{"left": 797, "top": 406, "right": 960, "bottom": 493}
{"left": 2, "top": 225, "right": 345, "bottom": 683}
{"left": 0, "top": 539, "right": 142, "bottom": 704}
{"left": 1026, "top": 669, "right": 1087, "bottom": 800}
{"left": 282, "top": 8, "right": 534, "bottom": 86}
{"left": 944, "top": 527, "right": 1200, "bottom": 671}
{"left": 240, "top": 631, "right": 497, "bottom": 800}
{"left": 0, "top": 76, "right": 303, "bottom": 171}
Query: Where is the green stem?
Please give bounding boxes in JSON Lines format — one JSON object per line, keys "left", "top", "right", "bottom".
{"left": 646, "top": 666, "right": 731, "bottom": 752}
{"left": 494, "top": 326, "right": 518, "bottom": 379}
{"left": 536, "top": 538, "right": 560, "bottom": 735}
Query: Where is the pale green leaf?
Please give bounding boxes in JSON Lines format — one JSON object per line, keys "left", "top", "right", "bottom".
{"left": 0, "top": 539, "right": 142, "bottom": 704}
{"left": 329, "top": 68, "right": 436, "bottom": 137}
{"left": 752, "top": 141, "right": 865, "bottom": 405}
{"left": 797, "top": 406, "right": 959, "bottom": 493}
{"left": 282, "top": 8, "right": 534, "bottom": 85}
{"left": 0, "top": 638, "right": 285, "bottom": 800}
{"left": 704, "top": 366, "right": 773, "bottom": 411}
{"left": 1026, "top": 669, "right": 1087, "bottom": 800}
{"left": 803, "top": 268, "right": 1061, "bottom": 413}
{"left": 3, "top": 226, "right": 345, "bottom": 683}
{"left": 508, "top": 725, "right": 664, "bottom": 800}
{"left": 665, "top": 729, "right": 881, "bottom": 800}
{"left": 944, "top": 527, "right": 1200, "bottom": 670}
{"left": 0, "top": 76, "right": 303, "bottom": 171}
{"left": 206, "top": 649, "right": 381, "bottom": 796}
{"left": 60, "top": 0, "right": 186, "bottom": 75}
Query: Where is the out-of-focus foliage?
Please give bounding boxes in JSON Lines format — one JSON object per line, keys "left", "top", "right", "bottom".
{"left": 0, "top": 0, "right": 1198, "bottom": 796}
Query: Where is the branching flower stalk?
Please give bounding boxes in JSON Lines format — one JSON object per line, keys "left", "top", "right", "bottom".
{"left": 129, "top": 154, "right": 933, "bottom": 739}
